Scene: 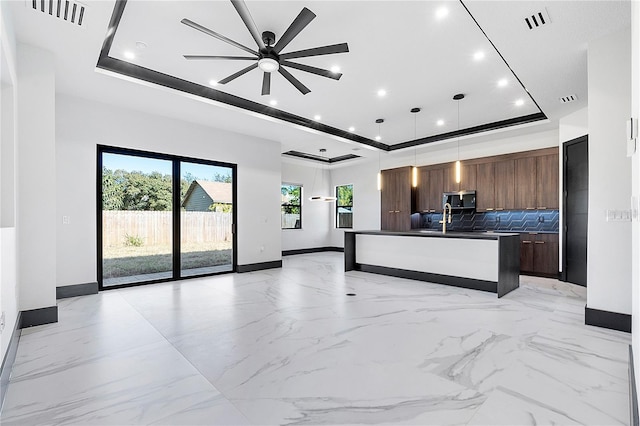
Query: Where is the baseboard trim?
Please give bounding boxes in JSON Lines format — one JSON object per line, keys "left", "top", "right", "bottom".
{"left": 0, "top": 312, "right": 22, "bottom": 411}
{"left": 19, "top": 306, "right": 58, "bottom": 329}
{"left": 56, "top": 282, "right": 99, "bottom": 299}
{"left": 358, "top": 264, "right": 498, "bottom": 294}
{"left": 282, "top": 247, "right": 344, "bottom": 256}
{"left": 585, "top": 306, "right": 631, "bottom": 333}
{"left": 237, "top": 260, "right": 282, "bottom": 273}
{"left": 630, "top": 345, "right": 639, "bottom": 426}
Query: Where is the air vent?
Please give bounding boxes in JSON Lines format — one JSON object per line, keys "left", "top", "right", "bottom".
{"left": 559, "top": 94, "right": 578, "bottom": 104}
{"left": 524, "top": 8, "right": 551, "bottom": 30}
{"left": 27, "top": 0, "right": 86, "bottom": 27}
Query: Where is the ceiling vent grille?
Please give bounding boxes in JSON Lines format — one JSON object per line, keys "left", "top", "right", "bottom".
{"left": 524, "top": 9, "right": 551, "bottom": 30}
{"left": 559, "top": 94, "right": 578, "bottom": 104}
{"left": 28, "top": 0, "right": 86, "bottom": 27}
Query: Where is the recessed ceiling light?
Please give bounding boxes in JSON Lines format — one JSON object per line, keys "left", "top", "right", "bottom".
{"left": 515, "top": 98, "right": 525, "bottom": 106}
{"left": 435, "top": 7, "right": 449, "bottom": 20}
{"left": 269, "top": 99, "right": 278, "bottom": 106}
{"left": 331, "top": 65, "right": 341, "bottom": 74}
{"left": 348, "top": 126, "right": 355, "bottom": 132}
{"left": 497, "top": 78, "right": 508, "bottom": 88}
{"left": 473, "top": 51, "right": 485, "bottom": 61}
{"left": 375, "top": 135, "right": 382, "bottom": 141}
{"left": 123, "top": 51, "right": 135, "bottom": 60}
{"left": 437, "top": 119, "right": 445, "bottom": 126}
{"left": 314, "top": 115, "right": 322, "bottom": 121}
{"left": 209, "top": 80, "right": 218, "bottom": 86}
{"left": 377, "top": 89, "right": 387, "bottom": 97}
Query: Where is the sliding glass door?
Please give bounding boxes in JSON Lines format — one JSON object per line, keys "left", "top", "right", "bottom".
{"left": 98, "top": 146, "right": 236, "bottom": 289}
{"left": 180, "top": 161, "right": 233, "bottom": 277}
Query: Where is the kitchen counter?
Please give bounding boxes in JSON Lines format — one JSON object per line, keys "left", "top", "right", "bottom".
{"left": 345, "top": 230, "right": 520, "bottom": 297}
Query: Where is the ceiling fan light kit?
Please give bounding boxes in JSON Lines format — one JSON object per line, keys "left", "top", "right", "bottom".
{"left": 182, "top": 0, "right": 349, "bottom": 96}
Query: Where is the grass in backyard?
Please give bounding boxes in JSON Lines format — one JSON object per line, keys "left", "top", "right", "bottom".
{"left": 103, "top": 242, "right": 232, "bottom": 279}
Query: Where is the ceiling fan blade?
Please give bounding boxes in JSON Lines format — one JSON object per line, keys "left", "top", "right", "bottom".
{"left": 273, "top": 7, "right": 316, "bottom": 53}
{"left": 183, "top": 55, "right": 256, "bottom": 60}
{"left": 282, "top": 61, "right": 342, "bottom": 80}
{"left": 219, "top": 63, "right": 258, "bottom": 84}
{"left": 261, "top": 72, "right": 271, "bottom": 96}
{"left": 278, "top": 67, "right": 310, "bottom": 95}
{"left": 181, "top": 18, "right": 257, "bottom": 56}
{"left": 230, "top": 0, "right": 266, "bottom": 50}
{"left": 280, "top": 43, "right": 349, "bottom": 60}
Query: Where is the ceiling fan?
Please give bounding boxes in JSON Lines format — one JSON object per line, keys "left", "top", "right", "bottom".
{"left": 181, "top": 0, "right": 349, "bottom": 96}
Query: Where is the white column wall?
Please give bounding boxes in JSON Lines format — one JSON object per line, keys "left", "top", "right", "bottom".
{"left": 16, "top": 44, "right": 56, "bottom": 311}
{"left": 55, "top": 94, "right": 282, "bottom": 288}
{"left": 281, "top": 161, "right": 332, "bottom": 251}
{"left": 630, "top": 0, "right": 640, "bottom": 403}
{"left": 0, "top": 0, "right": 19, "bottom": 364}
{"left": 587, "top": 27, "right": 632, "bottom": 315}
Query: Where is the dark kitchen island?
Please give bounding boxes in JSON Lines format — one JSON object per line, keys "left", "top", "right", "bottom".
{"left": 344, "top": 230, "right": 520, "bottom": 297}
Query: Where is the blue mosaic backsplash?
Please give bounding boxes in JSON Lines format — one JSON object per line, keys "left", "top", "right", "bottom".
{"left": 415, "top": 209, "right": 559, "bottom": 233}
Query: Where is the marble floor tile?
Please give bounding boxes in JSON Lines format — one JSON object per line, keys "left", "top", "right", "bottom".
{"left": 0, "top": 252, "right": 631, "bottom": 425}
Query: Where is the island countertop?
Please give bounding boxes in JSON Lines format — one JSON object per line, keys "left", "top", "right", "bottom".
{"left": 344, "top": 230, "right": 520, "bottom": 297}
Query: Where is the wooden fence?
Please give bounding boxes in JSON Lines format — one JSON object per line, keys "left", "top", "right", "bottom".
{"left": 103, "top": 211, "right": 232, "bottom": 247}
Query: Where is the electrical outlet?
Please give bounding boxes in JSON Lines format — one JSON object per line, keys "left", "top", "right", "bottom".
{"left": 0, "top": 312, "right": 5, "bottom": 334}
{"left": 62, "top": 215, "right": 70, "bottom": 225}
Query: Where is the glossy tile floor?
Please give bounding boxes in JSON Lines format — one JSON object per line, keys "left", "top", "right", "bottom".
{"left": 1, "top": 253, "right": 631, "bottom": 425}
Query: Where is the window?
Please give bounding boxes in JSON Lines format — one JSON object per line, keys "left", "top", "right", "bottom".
{"left": 336, "top": 184, "right": 353, "bottom": 228}
{"left": 281, "top": 184, "right": 302, "bottom": 229}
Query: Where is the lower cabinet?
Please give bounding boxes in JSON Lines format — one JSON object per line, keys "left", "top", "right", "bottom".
{"left": 520, "top": 233, "right": 559, "bottom": 277}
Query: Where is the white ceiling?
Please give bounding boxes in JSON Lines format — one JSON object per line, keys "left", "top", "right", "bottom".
{"left": 6, "top": 0, "right": 631, "bottom": 164}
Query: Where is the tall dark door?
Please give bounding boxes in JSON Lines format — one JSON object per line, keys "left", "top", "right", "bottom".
{"left": 563, "top": 136, "right": 588, "bottom": 286}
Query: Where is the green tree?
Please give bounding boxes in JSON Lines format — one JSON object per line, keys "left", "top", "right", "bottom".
{"left": 337, "top": 185, "right": 353, "bottom": 206}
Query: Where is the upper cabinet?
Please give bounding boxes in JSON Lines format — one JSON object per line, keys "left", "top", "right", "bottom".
{"left": 536, "top": 154, "right": 559, "bottom": 209}
{"left": 494, "top": 159, "right": 515, "bottom": 210}
{"left": 416, "top": 167, "right": 443, "bottom": 213}
{"left": 476, "top": 162, "right": 495, "bottom": 212}
{"left": 515, "top": 157, "right": 537, "bottom": 209}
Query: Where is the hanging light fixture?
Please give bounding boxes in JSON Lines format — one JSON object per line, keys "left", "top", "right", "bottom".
{"left": 410, "top": 107, "right": 421, "bottom": 187}
{"left": 453, "top": 93, "right": 465, "bottom": 184}
{"left": 309, "top": 149, "right": 337, "bottom": 202}
{"left": 376, "top": 118, "right": 384, "bottom": 191}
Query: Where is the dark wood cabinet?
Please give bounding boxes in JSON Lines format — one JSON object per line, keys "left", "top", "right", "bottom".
{"left": 416, "top": 167, "right": 443, "bottom": 213}
{"left": 536, "top": 154, "right": 559, "bottom": 209}
{"left": 415, "top": 168, "right": 430, "bottom": 213}
{"left": 460, "top": 163, "right": 476, "bottom": 192}
{"left": 515, "top": 157, "right": 537, "bottom": 209}
{"left": 442, "top": 163, "right": 458, "bottom": 193}
{"left": 380, "top": 167, "right": 413, "bottom": 231}
{"left": 520, "top": 233, "right": 559, "bottom": 277}
{"left": 494, "top": 159, "right": 515, "bottom": 210}
{"left": 475, "top": 162, "right": 495, "bottom": 212}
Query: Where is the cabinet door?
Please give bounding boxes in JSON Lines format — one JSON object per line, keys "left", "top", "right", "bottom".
{"left": 460, "top": 163, "right": 476, "bottom": 192}
{"left": 536, "top": 154, "right": 559, "bottom": 209}
{"left": 475, "top": 162, "right": 495, "bottom": 211}
{"left": 494, "top": 159, "right": 515, "bottom": 210}
{"left": 415, "top": 168, "right": 430, "bottom": 212}
{"left": 380, "top": 170, "right": 394, "bottom": 230}
{"left": 396, "top": 168, "right": 412, "bottom": 231}
{"left": 442, "top": 163, "right": 458, "bottom": 193}
{"left": 515, "top": 157, "right": 537, "bottom": 209}
{"left": 534, "top": 233, "right": 559, "bottom": 276}
{"left": 520, "top": 233, "right": 534, "bottom": 273}
{"left": 428, "top": 168, "right": 444, "bottom": 212}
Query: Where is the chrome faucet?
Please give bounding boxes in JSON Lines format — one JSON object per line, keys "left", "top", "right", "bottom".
{"left": 440, "top": 203, "right": 452, "bottom": 233}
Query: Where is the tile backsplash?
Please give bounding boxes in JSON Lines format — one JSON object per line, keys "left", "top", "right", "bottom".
{"left": 415, "top": 209, "right": 559, "bottom": 233}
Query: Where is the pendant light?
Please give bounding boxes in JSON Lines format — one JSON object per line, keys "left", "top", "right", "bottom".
{"left": 309, "top": 149, "right": 337, "bottom": 202}
{"left": 453, "top": 93, "right": 465, "bottom": 184}
{"left": 410, "top": 107, "right": 421, "bottom": 187}
{"left": 375, "top": 118, "right": 384, "bottom": 191}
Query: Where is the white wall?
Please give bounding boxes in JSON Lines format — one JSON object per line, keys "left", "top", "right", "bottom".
{"left": 0, "top": 0, "right": 19, "bottom": 365}
{"left": 587, "top": 27, "right": 632, "bottom": 315}
{"left": 630, "top": 0, "right": 640, "bottom": 403}
{"left": 558, "top": 107, "right": 589, "bottom": 273}
{"left": 56, "top": 94, "right": 282, "bottom": 288}
{"left": 281, "top": 161, "right": 332, "bottom": 251}
{"left": 16, "top": 44, "right": 57, "bottom": 312}
{"left": 329, "top": 159, "right": 381, "bottom": 247}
